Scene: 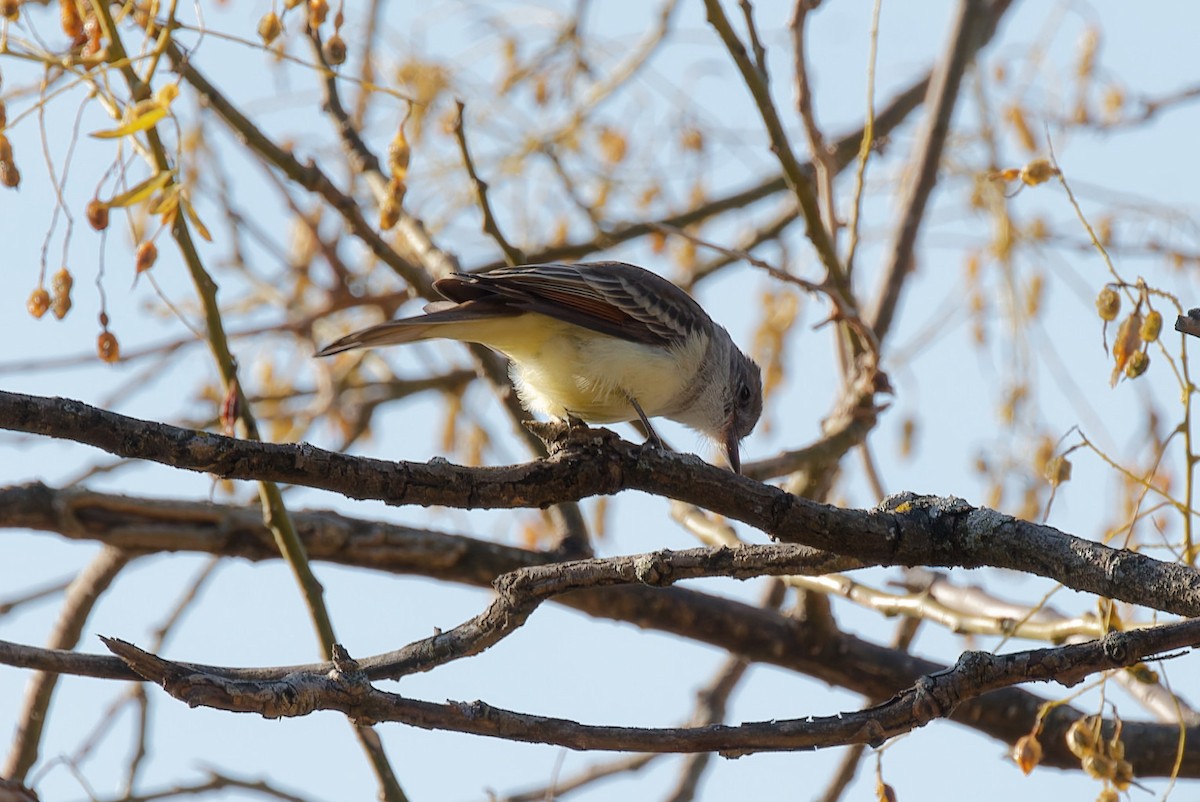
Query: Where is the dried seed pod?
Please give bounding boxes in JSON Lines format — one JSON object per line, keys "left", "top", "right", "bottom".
{"left": 0, "top": 161, "right": 18, "bottom": 188}
{"left": 681, "top": 127, "right": 704, "bottom": 152}
{"left": 27, "top": 287, "right": 50, "bottom": 319}
{"left": 97, "top": 330, "right": 120, "bottom": 363}
{"left": 1, "top": 0, "right": 20, "bottom": 22}
{"left": 81, "top": 13, "right": 103, "bottom": 60}
{"left": 0, "top": 132, "right": 18, "bottom": 188}
{"left": 1013, "top": 733, "right": 1043, "bottom": 775}
{"left": 1081, "top": 753, "right": 1116, "bottom": 781}
{"left": 51, "top": 266, "right": 74, "bottom": 298}
{"left": 1095, "top": 287, "right": 1120, "bottom": 321}
{"left": 1112, "top": 759, "right": 1133, "bottom": 791}
{"left": 1044, "top": 455, "right": 1072, "bottom": 487}
{"left": 323, "top": 33, "right": 347, "bottom": 66}
{"left": 1111, "top": 311, "right": 1143, "bottom": 385}
{"left": 1005, "top": 104, "right": 1036, "bottom": 153}
{"left": 388, "top": 122, "right": 410, "bottom": 181}
{"left": 50, "top": 266, "right": 74, "bottom": 319}
{"left": 387, "top": 175, "right": 406, "bottom": 208}
{"left": 86, "top": 198, "right": 110, "bottom": 230}
{"left": 1140, "top": 309, "right": 1162, "bottom": 342}
{"left": 1065, "top": 717, "right": 1099, "bottom": 759}
{"left": 1125, "top": 350, "right": 1149, "bottom": 379}
{"left": 60, "top": 0, "right": 83, "bottom": 38}
{"left": 379, "top": 196, "right": 400, "bottom": 230}
{"left": 308, "top": 0, "right": 328, "bottom": 27}
{"left": 135, "top": 240, "right": 158, "bottom": 273}
{"left": 257, "top": 11, "right": 282, "bottom": 44}
{"left": 598, "top": 127, "right": 628, "bottom": 164}
{"left": 1020, "top": 158, "right": 1059, "bottom": 186}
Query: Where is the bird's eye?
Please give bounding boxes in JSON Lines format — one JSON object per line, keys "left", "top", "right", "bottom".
{"left": 738, "top": 384, "right": 752, "bottom": 407}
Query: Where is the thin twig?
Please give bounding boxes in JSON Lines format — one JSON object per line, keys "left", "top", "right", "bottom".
{"left": 451, "top": 100, "right": 525, "bottom": 266}
{"left": 703, "top": 0, "right": 853, "bottom": 328}
{"left": 2, "top": 546, "right": 133, "bottom": 782}
{"left": 868, "top": 0, "right": 1011, "bottom": 344}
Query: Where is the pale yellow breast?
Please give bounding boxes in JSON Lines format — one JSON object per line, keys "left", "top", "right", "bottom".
{"left": 447, "top": 312, "right": 703, "bottom": 424}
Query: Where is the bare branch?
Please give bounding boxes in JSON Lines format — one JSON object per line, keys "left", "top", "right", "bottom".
{"left": 868, "top": 0, "right": 1014, "bottom": 344}
{"left": 451, "top": 100, "right": 525, "bottom": 266}
{"left": 98, "top": 619, "right": 1200, "bottom": 758}
{"left": 3, "top": 546, "right": 133, "bottom": 782}
{"left": 5, "top": 391, "right": 1200, "bottom": 619}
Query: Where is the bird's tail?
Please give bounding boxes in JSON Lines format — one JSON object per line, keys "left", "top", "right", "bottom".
{"left": 315, "top": 318, "right": 437, "bottom": 356}
{"left": 314, "top": 300, "right": 512, "bottom": 357}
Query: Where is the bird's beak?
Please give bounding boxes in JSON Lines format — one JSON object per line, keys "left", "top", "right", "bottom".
{"left": 722, "top": 423, "right": 741, "bottom": 474}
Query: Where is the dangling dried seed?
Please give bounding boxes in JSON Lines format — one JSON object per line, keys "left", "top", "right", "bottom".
{"left": 27, "top": 287, "right": 50, "bottom": 319}
{"left": 86, "top": 198, "right": 110, "bottom": 230}
{"left": 135, "top": 240, "right": 158, "bottom": 273}
{"left": 97, "top": 330, "right": 120, "bottom": 363}
{"left": 323, "top": 33, "right": 347, "bottom": 66}
{"left": 257, "top": 11, "right": 282, "bottom": 44}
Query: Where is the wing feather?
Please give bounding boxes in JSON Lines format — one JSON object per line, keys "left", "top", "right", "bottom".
{"left": 433, "top": 262, "right": 709, "bottom": 346}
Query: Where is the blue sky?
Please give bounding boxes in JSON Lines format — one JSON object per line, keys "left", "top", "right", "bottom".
{"left": 3, "top": 1, "right": 1200, "bottom": 800}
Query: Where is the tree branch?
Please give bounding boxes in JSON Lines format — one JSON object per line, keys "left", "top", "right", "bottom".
{"left": 97, "top": 619, "right": 1200, "bottom": 758}
{"left": 5, "top": 391, "right": 1199, "bottom": 619}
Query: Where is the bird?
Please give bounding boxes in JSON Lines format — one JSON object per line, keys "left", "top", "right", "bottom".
{"left": 316, "top": 261, "right": 762, "bottom": 472}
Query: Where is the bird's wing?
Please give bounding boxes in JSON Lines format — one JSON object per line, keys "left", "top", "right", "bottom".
{"left": 433, "top": 262, "right": 710, "bottom": 346}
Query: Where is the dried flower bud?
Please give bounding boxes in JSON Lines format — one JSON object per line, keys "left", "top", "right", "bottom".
{"left": 0, "top": 161, "right": 18, "bottom": 188}
{"left": 1140, "top": 309, "right": 1162, "bottom": 342}
{"left": 27, "top": 287, "right": 50, "bottom": 319}
{"left": 1096, "top": 789, "right": 1119, "bottom": 802}
{"left": 50, "top": 266, "right": 74, "bottom": 319}
{"left": 1125, "top": 350, "right": 1149, "bottom": 379}
{"left": 1081, "top": 753, "right": 1116, "bottom": 781}
{"left": 1, "top": 0, "right": 20, "bottom": 22}
{"left": 598, "top": 127, "right": 627, "bottom": 164}
{"left": 257, "top": 11, "right": 282, "bottom": 44}
{"left": 387, "top": 175, "right": 407, "bottom": 207}
{"left": 379, "top": 196, "right": 401, "bottom": 230}
{"left": 308, "top": 0, "right": 328, "bottom": 27}
{"left": 60, "top": 0, "right": 83, "bottom": 38}
{"left": 51, "top": 266, "right": 74, "bottom": 297}
{"left": 1020, "top": 158, "right": 1059, "bottom": 186}
{"left": 1111, "top": 311, "right": 1143, "bottom": 385}
{"left": 1065, "top": 717, "right": 1098, "bottom": 759}
{"left": 0, "top": 132, "right": 18, "bottom": 188}
{"left": 284, "top": 0, "right": 303, "bottom": 8}
{"left": 135, "top": 240, "right": 158, "bottom": 273}
{"left": 97, "top": 330, "right": 120, "bottom": 363}
{"left": 388, "top": 123, "right": 410, "bottom": 180}
{"left": 1013, "top": 733, "right": 1043, "bottom": 775}
{"left": 81, "top": 13, "right": 103, "bottom": 60}
{"left": 52, "top": 294, "right": 71, "bottom": 319}
{"left": 323, "top": 33, "right": 347, "bottom": 66}
{"left": 1112, "top": 759, "right": 1134, "bottom": 791}
{"left": 1044, "top": 455, "right": 1072, "bottom": 487}
{"left": 86, "top": 198, "right": 110, "bottom": 230}
{"left": 1095, "top": 287, "right": 1120, "bottom": 321}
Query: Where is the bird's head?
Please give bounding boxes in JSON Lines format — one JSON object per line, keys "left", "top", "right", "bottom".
{"left": 721, "top": 350, "right": 762, "bottom": 474}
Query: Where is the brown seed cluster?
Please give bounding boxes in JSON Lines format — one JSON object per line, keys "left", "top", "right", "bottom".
{"left": 380, "top": 120, "right": 410, "bottom": 230}
{"left": 50, "top": 267, "right": 74, "bottom": 319}
{"left": 0, "top": 132, "right": 20, "bottom": 189}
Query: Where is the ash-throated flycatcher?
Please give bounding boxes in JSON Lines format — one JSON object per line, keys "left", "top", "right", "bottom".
{"left": 316, "top": 261, "right": 762, "bottom": 472}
